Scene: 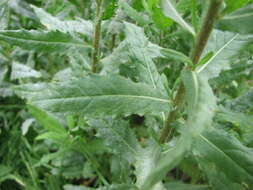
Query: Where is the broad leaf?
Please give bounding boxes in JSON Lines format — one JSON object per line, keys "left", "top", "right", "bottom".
{"left": 32, "top": 5, "right": 93, "bottom": 37}
{"left": 161, "top": 0, "right": 195, "bottom": 35}
{"left": 217, "top": 4, "right": 253, "bottom": 34}
{"left": 193, "top": 129, "right": 253, "bottom": 189}
{"left": 15, "top": 75, "right": 171, "bottom": 116}
{"left": 197, "top": 30, "right": 253, "bottom": 79}
{"left": 0, "top": 30, "right": 91, "bottom": 53}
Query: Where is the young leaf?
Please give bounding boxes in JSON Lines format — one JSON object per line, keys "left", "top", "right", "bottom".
{"left": 11, "top": 62, "right": 42, "bottom": 80}
{"left": 161, "top": 0, "right": 195, "bottom": 35}
{"left": 0, "top": 30, "right": 91, "bottom": 53}
{"left": 216, "top": 4, "right": 253, "bottom": 34}
{"left": 15, "top": 75, "right": 171, "bottom": 116}
{"left": 193, "top": 129, "right": 253, "bottom": 189}
{"left": 31, "top": 5, "right": 93, "bottom": 37}
{"left": 197, "top": 30, "right": 253, "bottom": 79}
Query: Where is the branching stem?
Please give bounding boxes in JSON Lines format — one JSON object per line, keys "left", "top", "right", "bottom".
{"left": 92, "top": 0, "right": 103, "bottom": 73}
{"left": 159, "top": 0, "right": 224, "bottom": 143}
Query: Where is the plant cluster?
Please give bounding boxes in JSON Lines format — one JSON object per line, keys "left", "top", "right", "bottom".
{"left": 0, "top": 0, "right": 253, "bottom": 190}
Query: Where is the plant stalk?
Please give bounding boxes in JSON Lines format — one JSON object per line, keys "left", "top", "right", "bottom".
{"left": 92, "top": 0, "right": 103, "bottom": 73}
{"left": 159, "top": 0, "right": 224, "bottom": 144}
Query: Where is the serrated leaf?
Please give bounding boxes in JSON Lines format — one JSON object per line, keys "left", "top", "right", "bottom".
{"left": 31, "top": 5, "right": 93, "bottom": 37}
{"left": 0, "top": 30, "right": 91, "bottom": 53}
{"left": 197, "top": 30, "right": 253, "bottom": 79}
{"left": 15, "top": 75, "right": 171, "bottom": 116}
{"left": 161, "top": 0, "right": 195, "bottom": 35}
{"left": 217, "top": 4, "right": 253, "bottom": 34}
{"left": 11, "top": 62, "right": 41, "bottom": 80}
{"left": 193, "top": 129, "right": 253, "bottom": 189}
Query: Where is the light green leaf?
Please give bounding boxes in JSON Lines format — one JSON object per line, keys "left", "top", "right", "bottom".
{"left": 217, "top": 4, "right": 253, "bottom": 34}
{"left": 161, "top": 0, "right": 195, "bottom": 35}
{"left": 0, "top": 30, "right": 91, "bottom": 53}
{"left": 27, "top": 105, "right": 66, "bottom": 134}
{"left": 88, "top": 117, "right": 140, "bottom": 163}
{"left": 119, "top": 0, "right": 150, "bottom": 26}
{"left": 31, "top": 5, "right": 93, "bottom": 36}
{"left": 15, "top": 75, "right": 171, "bottom": 116}
{"left": 135, "top": 141, "right": 166, "bottom": 190}
{"left": 224, "top": 0, "right": 251, "bottom": 13}
{"left": 193, "top": 129, "right": 253, "bottom": 189}
{"left": 11, "top": 62, "right": 42, "bottom": 80}
{"left": 140, "top": 71, "right": 216, "bottom": 189}
{"left": 197, "top": 30, "right": 253, "bottom": 79}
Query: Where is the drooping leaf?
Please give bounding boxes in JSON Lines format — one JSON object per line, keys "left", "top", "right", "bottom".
{"left": 11, "top": 62, "right": 42, "bottom": 80}
{"left": 161, "top": 0, "right": 195, "bottom": 35}
{"left": 0, "top": 30, "right": 91, "bottom": 53}
{"left": 32, "top": 5, "right": 93, "bottom": 36}
{"left": 193, "top": 129, "right": 253, "bottom": 189}
{"left": 15, "top": 75, "right": 171, "bottom": 116}
{"left": 197, "top": 30, "right": 253, "bottom": 79}
{"left": 140, "top": 71, "right": 216, "bottom": 189}
{"left": 217, "top": 4, "right": 253, "bottom": 34}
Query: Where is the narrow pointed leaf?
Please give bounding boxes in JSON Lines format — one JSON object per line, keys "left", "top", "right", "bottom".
{"left": 0, "top": 30, "right": 91, "bottom": 53}
{"left": 193, "top": 129, "right": 253, "bottom": 189}
{"left": 197, "top": 30, "right": 253, "bottom": 79}
{"left": 161, "top": 0, "right": 195, "bottom": 35}
{"left": 15, "top": 75, "right": 171, "bottom": 116}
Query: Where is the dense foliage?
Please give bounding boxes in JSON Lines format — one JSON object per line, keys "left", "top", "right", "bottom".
{"left": 1, "top": 0, "right": 253, "bottom": 189}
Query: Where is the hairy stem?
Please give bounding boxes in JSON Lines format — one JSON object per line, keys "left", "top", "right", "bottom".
{"left": 159, "top": 0, "right": 223, "bottom": 144}
{"left": 92, "top": 0, "right": 103, "bottom": 73}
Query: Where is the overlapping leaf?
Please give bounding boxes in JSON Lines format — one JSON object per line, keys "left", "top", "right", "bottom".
{"left": 197, "top": 30, "right": 253, "bottom": 79}
{"left": 15, "top": 75, "right": 171, "bottom": 116}
{"left": 0, "top": 30, "right": 91, "bottom": 53}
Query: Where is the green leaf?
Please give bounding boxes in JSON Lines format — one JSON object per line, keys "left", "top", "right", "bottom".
{"left": 217, "top": 4, "right": 253, "bottom": 34}
{"left": 88, "top": 117, "right": 140, "bottom": 163}
{"left": 15, "top": 75, "right": 171, "bottom": 116}
{"left": 161, "top": 0, "right": 195, "bottom": 35}
{"left": 31, "top": 5, "right": 93, "bottom": 36}
{"left": 134, "top": 141, "right": 166, "bottom": 190}
{"left": 140, "top": 71, "right": 216, "bottom": 189}
{"left": 165, "top": 182, "right": 209, "bottom": 190}
{"left": 27, "top": 105, "right": 66, "bottom": 134}
{"left": 11, "top": 62, "right": 42, "bottom": 80}
{"left": 0, "top": 30, "right": 91, "bottom": 53}
{"left": 224, "top": 0, "right": 251, "bottom": 13}
{"left": 197, "top": 30, "right": 253, "bottom": 79}
{"left": 142, "top": 0, "right": 173, "bottom": 30}
{"left": 193, "top": 129, "right": 253, "bottom": 189}
{"left": 119, "top": 0, "right": 151, "bottom": 26}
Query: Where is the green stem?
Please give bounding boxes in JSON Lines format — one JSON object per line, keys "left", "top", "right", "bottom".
{"left": 159, "top": 0, "right": 224, "bottom": 144}
{"left": 92, "top": 0, "right": 103, "bottom": 73}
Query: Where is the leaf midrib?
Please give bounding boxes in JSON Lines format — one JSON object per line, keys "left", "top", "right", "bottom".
{"left": 199, "top": 134, "right": 253, "bottom": 179}
{"left": 33, "top": 94, "right": 170, "bottom": 103}
{"left": 0, "top": 32, "right": 89, "bottom": 48}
